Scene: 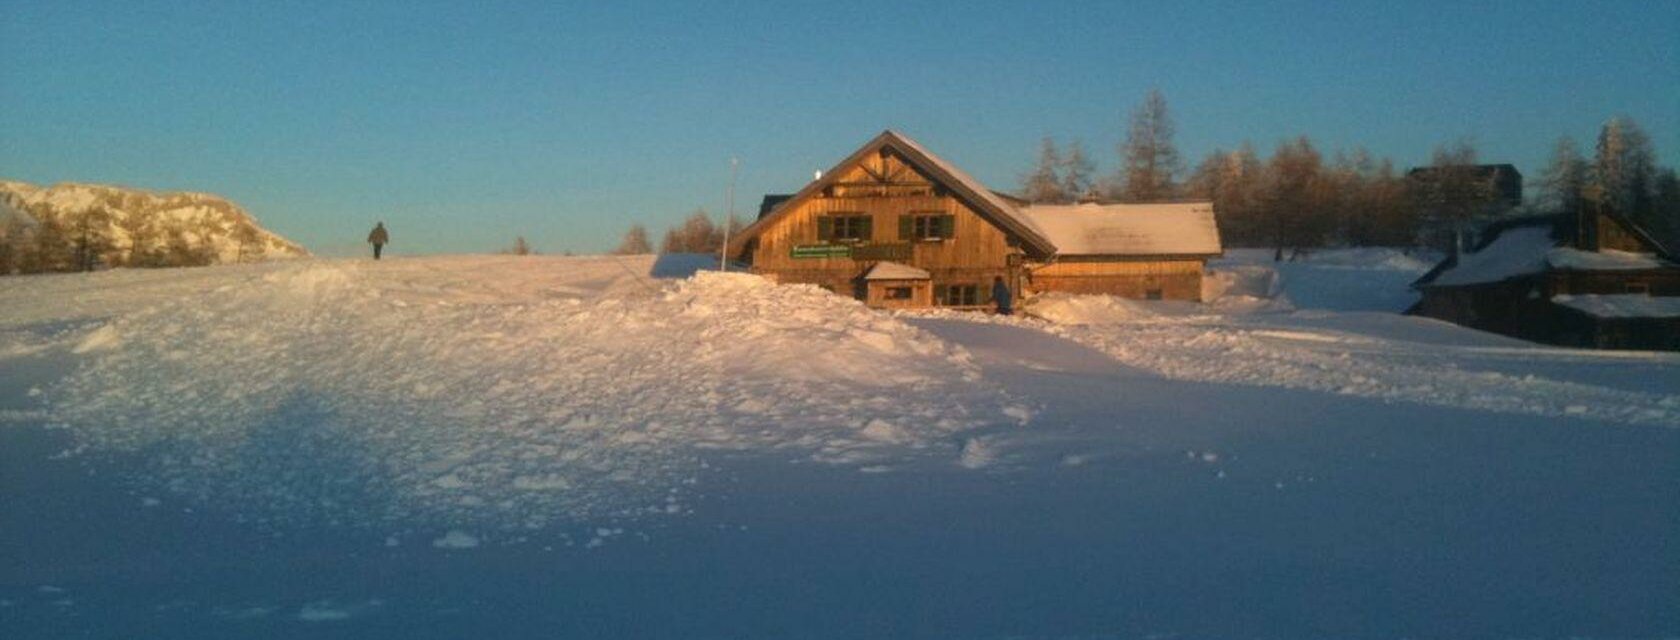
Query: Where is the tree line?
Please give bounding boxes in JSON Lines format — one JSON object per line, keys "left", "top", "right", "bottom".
{"left": 0, "top": 203, "right": 261, "bottom": 275}
{"left": 1021, "top": 90, "right": 1680, "bottom": 257}
{"left": 611, "top": 209, "right": 743, "bottom": 256}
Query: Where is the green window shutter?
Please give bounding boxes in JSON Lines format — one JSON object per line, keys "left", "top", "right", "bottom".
{"left": 817, "top": 216, "right": 833, "bottom": 242}
{"left": 940, "top": 215, "right": 955, "bottom": 238}
{"left": 858, "top": 216, "right": 873, "bottom": 241}
{"left": 899, "top": 215, "right": 913, "bottom": 240}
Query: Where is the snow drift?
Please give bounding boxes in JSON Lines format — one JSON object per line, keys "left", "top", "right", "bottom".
{"left": 42, "top": 257, "right": 1022, "bottom": 530}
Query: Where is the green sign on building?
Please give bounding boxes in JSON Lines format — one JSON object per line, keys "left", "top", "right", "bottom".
{"left": 791, "top": 244, "right": 852, "bottom": 259}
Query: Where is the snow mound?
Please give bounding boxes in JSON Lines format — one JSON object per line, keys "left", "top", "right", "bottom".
{"left": 45, "top": 259, "right": 1019, "bottom": 530}
{"left": 1025, "top": 292, "right": 1158, "bottom": 325}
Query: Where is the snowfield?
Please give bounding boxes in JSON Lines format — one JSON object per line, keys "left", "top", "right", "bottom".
{"left": 15, "top": 255, "right": 1023, "bottom": 528}
{"left": 2, "top": 249, "right": 1676, "bottom": 638}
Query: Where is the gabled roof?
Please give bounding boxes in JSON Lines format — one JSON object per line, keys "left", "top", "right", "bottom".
{"left": 728, "top": 130, "right": 1058, "bottom": 258}
{"left": 757, "top": 194, "right": 793, "bottom": 220}
{"left": 1414, "top": 213, "right": 1677, "bottom": 288}
{"left": 863, "top": 261, "right": 931, "bottom": 280}
{"left": 1017, "top": 202, "right": 1222, "bottom": 257}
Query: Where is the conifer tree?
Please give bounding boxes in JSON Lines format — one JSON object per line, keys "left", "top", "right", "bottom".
{"left": 1019, "top": 137, "right": 1065, "bottom": 203}
{"left": 1116, "top": 89, "right": 1182, "bottom": 202}
{"left": 1061, "top": 140, "right": 1095, "bottom": 202}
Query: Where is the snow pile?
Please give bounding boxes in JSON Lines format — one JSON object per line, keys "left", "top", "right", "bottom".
{"left": 43, "top": 259, "right": 1018, "bottom": 530}
{"left": 1024, "top": 292, "right": 1159, "bottom": 325}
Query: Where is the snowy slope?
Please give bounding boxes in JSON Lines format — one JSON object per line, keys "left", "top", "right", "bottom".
{"left": 0, "top": 179, "right": 307, "bottom": 265}
{"left": 1, "top": 251, "right": 1676, "bottom": 638}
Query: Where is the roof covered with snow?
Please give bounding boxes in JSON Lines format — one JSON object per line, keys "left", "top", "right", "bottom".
{"left": 1427, "top": 226, "right": 1557, "bottom": 286}
{"left": 1425, "top": 224, "right": 1676, "bottom": 287}
{"left": 1546, "top": 247, "right": 1669, "bottom": 271}
{"left": 1552, "top": 294, "right": 1680, "bottom": 319}
{"left": 864, "top": 261, "right": 931, "bottom": 280}
{"left": 729, "top": 130, "right": 1059, "bottom": 258}
{"left": 1018, "top": 202, "right": 1222, "bottom": 256}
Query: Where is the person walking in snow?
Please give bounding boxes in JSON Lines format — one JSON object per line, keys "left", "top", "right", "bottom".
{"left": 992, "top": 275, "right": 1012, "bottom": 316}
{"left": 367, "top": 222, "right": 389, "bottom": 260}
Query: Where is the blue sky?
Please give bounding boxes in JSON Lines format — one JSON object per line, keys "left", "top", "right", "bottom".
{"left": 2, "top": 0, "right": 1676, "bottom": 255}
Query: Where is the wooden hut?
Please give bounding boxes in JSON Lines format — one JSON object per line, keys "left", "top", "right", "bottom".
{"left": 726, "top": 130, "right": 1223, "bottom": 310}
{"left": 1409, "top": 207, "right": 1680, "bottom": 350}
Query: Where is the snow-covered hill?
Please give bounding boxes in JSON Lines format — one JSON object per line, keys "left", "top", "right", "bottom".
{"left": 0, "top": 179, "right": 307, "bottom": 269}
{"left": 1, "top": 251, "right": 1675, "bottom": 638}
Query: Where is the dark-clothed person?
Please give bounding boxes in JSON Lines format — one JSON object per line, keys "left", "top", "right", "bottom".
{"left": 992, "top": 276, "right": 1012, "bottom": 316}
{"left": 368, "top": 222, "right": 389, "bottom": 260}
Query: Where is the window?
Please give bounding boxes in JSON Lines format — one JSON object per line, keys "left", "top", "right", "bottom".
{"left": 936, "top": 284, "right": 980, "bottom": 306}
{"left": 1145, "top": 288, "right": 1164, "bottom": 300}
{"left": 885, "top": 287, "right": 912, "bottom": 300}
{"left": 819, "top": 214, "right": 871, "bottom": 242}
{"left": 900, "top": 213, "right": 955, "bottom": 241}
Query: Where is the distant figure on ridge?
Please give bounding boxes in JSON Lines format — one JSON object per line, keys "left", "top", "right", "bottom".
{"left": 367, "top": 222, "right": 389, "bottom": 260}
{"left": 992, "top": 276, "right": 1012, "bottom": 316}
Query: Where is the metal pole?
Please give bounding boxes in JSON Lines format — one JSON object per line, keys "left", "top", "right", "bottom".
{"left": 721, "top": 156, "right": 738, "bottom": 272}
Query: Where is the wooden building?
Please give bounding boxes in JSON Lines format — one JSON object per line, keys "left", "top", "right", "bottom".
{"left": 727, "top": 130, "right": 1223, "bottom": 310}
{"left": 1409, "top": 207, "right": 1680, "bottom": 350}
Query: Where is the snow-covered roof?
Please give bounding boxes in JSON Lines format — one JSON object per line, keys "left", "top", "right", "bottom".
{"left": 1552, "top": 294, "right": 1680, "bottom": 319}
{"left": 729, "top": 130, "right": 1060, "bottom": 258}
{"left": 1427, "top": 225, "right": 1675, "bottom": 287}
{"left": 1428, "top": 227, "right": 1558, "bottom": 286}
{"left": 1018, "top": 202, "right": 1222, "bottom": 256}
{"left": 885, "top": 132, "right": 1051, "bottom": 238}
{"left": 1546, "top": 247, "right": 1668, "bottom": 271}
{"left": 864, "top": 261, "right": 931, "bottom": 280}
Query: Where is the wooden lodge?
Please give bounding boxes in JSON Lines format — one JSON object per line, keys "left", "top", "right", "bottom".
{"left": 1409, "top": 206, "right": 1680, "bottom": 350}
{"left": 726, "top": 130, "right": 1223, "bottom": 310}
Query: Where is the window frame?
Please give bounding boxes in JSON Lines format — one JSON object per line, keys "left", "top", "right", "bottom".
{"left": 903, "top": 212, "right": 955, "bottom": 242}
{"left": 822, "top": 213, "right": 872, "bottom": 243}
{"left": 935, "top": 283, "right": 981, "bottom": 307}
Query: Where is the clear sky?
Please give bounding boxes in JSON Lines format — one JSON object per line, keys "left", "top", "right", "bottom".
{"left": 2, "top": 0, "right": 1676, "bottom": 255}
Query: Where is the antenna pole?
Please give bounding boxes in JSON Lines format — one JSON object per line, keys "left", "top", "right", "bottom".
{"left": 721, "top": 156, "right": 739, "bottom": 272}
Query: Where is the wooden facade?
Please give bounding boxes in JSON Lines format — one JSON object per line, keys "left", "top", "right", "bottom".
{"left": 1029, "top": 258, "right": 1204, "bottom": 299}
{"left": 741, "top": 149, "right": 1025, "bottom": 305}
{"left": 729, "top": 131, "right": 1220, "bottom": 310}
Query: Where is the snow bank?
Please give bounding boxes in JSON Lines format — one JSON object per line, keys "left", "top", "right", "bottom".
{"left": 41, "top": 258, "right": 1020, "bottom": 530}
{"left": 1024, "top": 292, "right": 1158, "bottom": 325}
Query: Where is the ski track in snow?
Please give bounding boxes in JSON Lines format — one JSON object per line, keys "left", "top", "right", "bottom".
{"left": 19, "top": 256, "right": 1021, "bottom": 531}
